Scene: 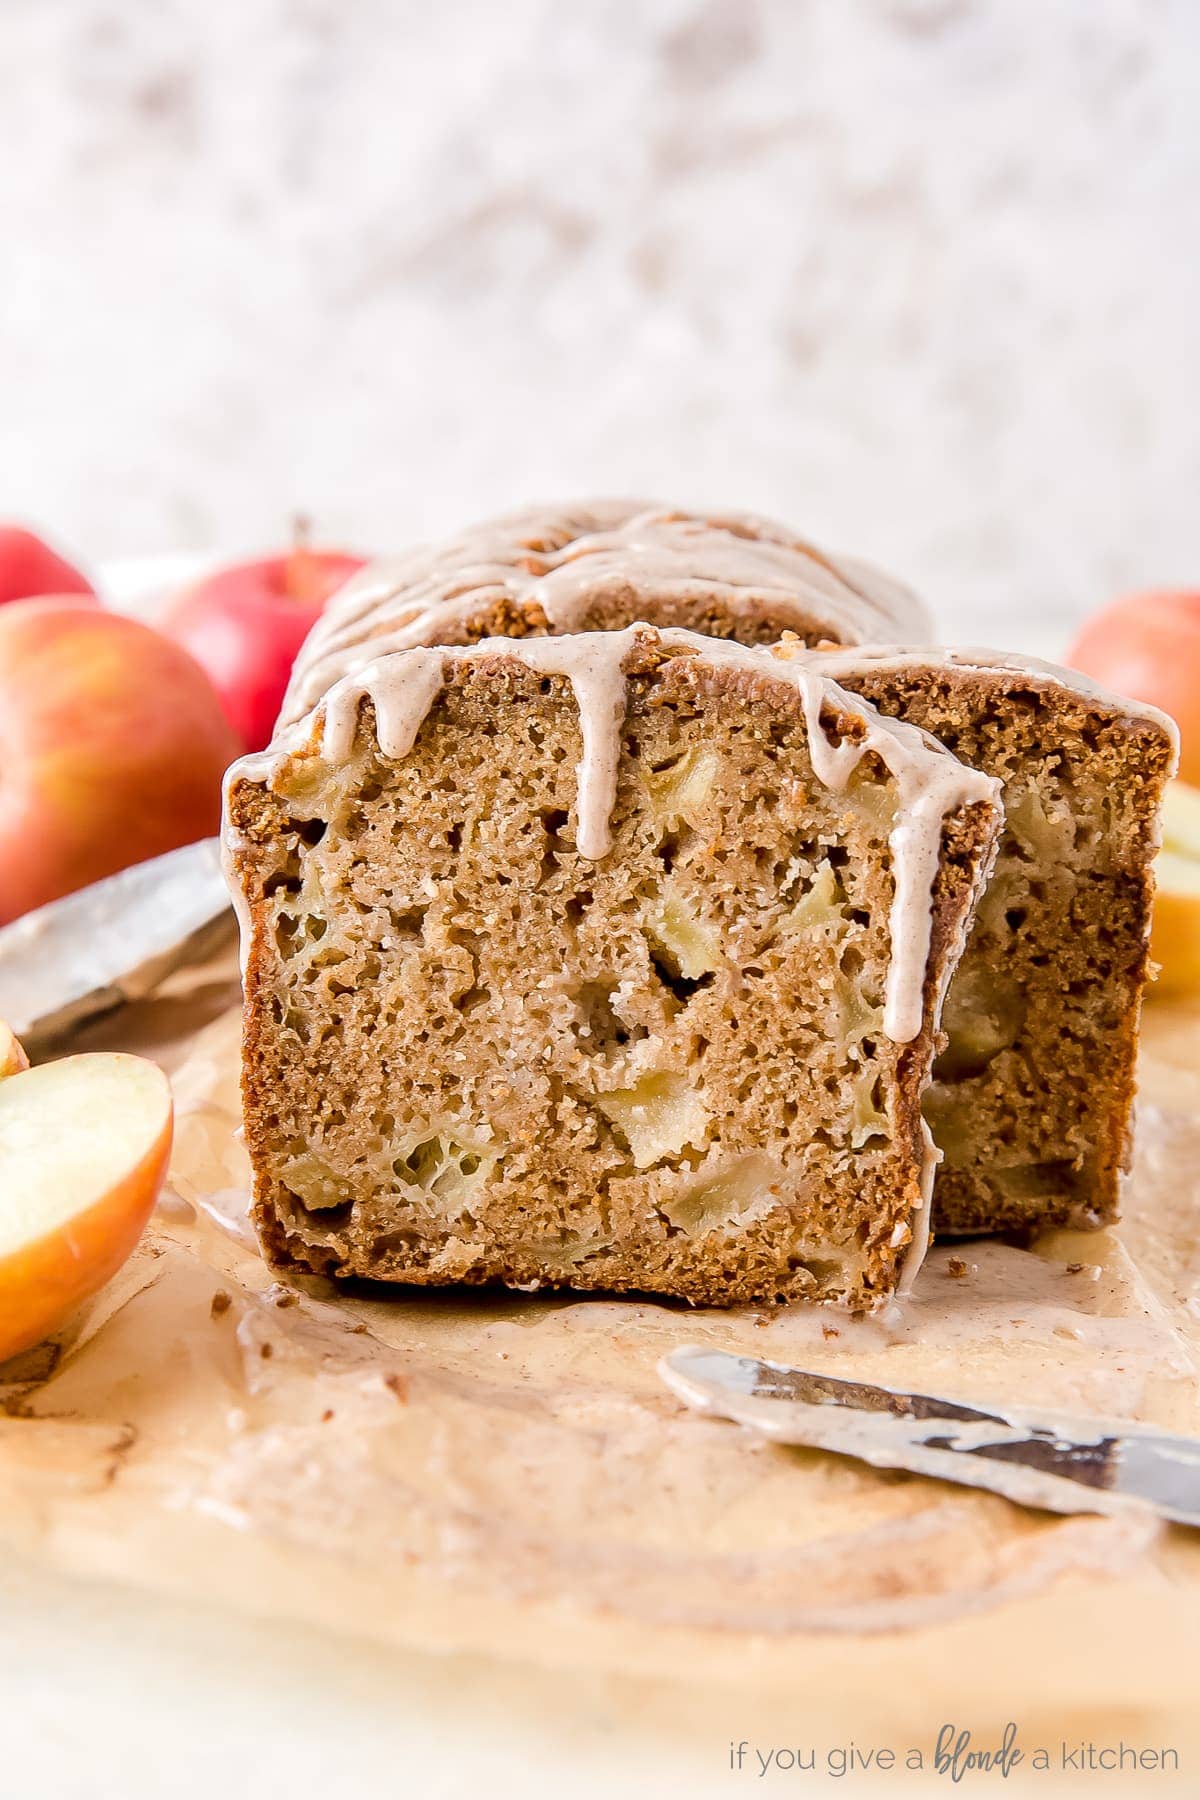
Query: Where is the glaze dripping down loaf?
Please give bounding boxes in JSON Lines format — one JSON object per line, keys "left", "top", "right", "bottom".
{"left": 225, "top": 627, "right": 1001, "bottom": 1308}
{"left": 280, "top": 498, "right": 929, "bottom": 728}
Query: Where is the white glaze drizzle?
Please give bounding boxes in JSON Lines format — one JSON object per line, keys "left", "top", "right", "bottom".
{"left": 279, "top": 500, "right": 930, "bottom": 727}
{"left": 219, "top": 819, "right": 255, "bottom": 980}
{"left": 319, "top": 634, "right": 631, "bottom": 859}
{"left": 322, "top": 648, "right": 445, "bottom": 765}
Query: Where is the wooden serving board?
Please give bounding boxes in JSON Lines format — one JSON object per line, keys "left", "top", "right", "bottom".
{"left": 3, "top": 953, "right": 1200, "bottom": 1765}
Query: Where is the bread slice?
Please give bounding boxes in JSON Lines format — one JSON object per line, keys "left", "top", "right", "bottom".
{"left": 280, "top": 499, "right": 927, "bottom": 728}
{"left": 224, "top": 628, "right": 1000, "bottom": 1309}
{"left": 805, "top": 647, "right": 1177, "bottom": 1235}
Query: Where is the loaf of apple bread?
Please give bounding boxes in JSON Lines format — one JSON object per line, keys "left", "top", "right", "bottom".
{"left": 224, "top": 627, "right": 1001, "bottom": 1308}
{"left": 290, "top": 497, "right": 1174, "bottom": 1241}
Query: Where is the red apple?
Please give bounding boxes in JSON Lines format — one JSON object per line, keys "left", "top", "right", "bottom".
{"left": 1067, "top": 590, "right": 1200, "bottom": 786}
{"left": 161, "top": 540, "right": 367, "bottom": 752}
{"left": 0, "top": 526, "right": 95, "bottom": 606}
{"left": 0, "top": 601, "right": 241, "bottom": 924}
{"left": 0, "top": 1052, "right": 173, "bottom": 1363}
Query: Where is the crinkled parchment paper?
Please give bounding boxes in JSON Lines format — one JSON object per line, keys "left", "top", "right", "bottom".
{"left": 4, "top": 953, "right": 1200, "bottom": 1745}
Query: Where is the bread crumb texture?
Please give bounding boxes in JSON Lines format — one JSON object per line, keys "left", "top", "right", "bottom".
{"left": 229, "top": 648, "right": 992, "bottom": 1308}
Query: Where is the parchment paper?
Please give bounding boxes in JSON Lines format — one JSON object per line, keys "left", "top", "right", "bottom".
{"left": 4, "top": 957, "right": 1200, "bottom": 1752}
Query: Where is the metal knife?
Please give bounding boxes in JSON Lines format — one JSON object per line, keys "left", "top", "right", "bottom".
{"left": 660, "top": 1344, "right": 1200, "bottom": 1526}
{"left": 0, "top": 837, "right": 234, "bottom": 1049}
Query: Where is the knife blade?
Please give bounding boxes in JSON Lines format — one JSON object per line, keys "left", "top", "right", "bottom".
{"left": 659, "top": 1344, "right": 1200, "bottom": 1526}
{"left": 0, "top": 837, "right": 234, "bottom": 1048}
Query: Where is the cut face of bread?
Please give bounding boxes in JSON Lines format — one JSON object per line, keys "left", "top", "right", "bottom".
{"left": 225, "top": 628, "right": 1000, "bottom": 1309}
{"left": 280, "top": 499, "right": 927, "bottom": 729}
{"left": 808, "top": 647, "right": 1177, "bottom": 1235}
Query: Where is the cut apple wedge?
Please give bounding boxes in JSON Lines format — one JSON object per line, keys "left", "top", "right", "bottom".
{"left": 1161, "top": 778, "right": 1200, "bottom": 855}
{"left": 0, "top": 1018, "right": 28, "bottom": 1079}
{"left": 1150, "top": 781, "right": 1200, "bottom": 997}
{"left": 1151, "top": 852, "right": 1200, "bottom": 996}
{"left": 0, "top": 1053, "right": 173, "bottom": 1363}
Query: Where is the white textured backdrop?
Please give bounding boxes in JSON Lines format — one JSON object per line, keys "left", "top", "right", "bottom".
{"left": 2, "top": 0, "right": 1199, "bottom": 644}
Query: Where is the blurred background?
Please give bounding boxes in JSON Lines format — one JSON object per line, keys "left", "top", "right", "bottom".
{"left": 2, "top": 0, "right": 1198, "bottom": 643}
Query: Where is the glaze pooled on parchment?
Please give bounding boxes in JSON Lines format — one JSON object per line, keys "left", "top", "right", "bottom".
{"left": 279, "top": 499, "right": 931, "bottom": 727}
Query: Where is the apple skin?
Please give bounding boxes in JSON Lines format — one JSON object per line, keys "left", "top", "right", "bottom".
{"left": 0, "top": 601, "right": 241, "bottom": 925}
{"left": 0, "top": 1055, "right": 172, "bottom": 1365}
{"left": 162, "top": 547, "right": 366, "bottom": 752}
{"left": 0, "top": 526, "right": 95, "bottom": 607}
{"left": 1068, "top": 591, "right": 1200, "bottom": 786}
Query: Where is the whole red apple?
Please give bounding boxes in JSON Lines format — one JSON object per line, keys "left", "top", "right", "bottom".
{"left": 0, "top": 600, "right": 240, "bottom": 925}
{"left": 0, "top": 526, "right": 95, "bottom": 606}
{"left": 1068, "top": 589, "right": 1200, "bottom": 786}
{"left": 161, "top": 541, "right": 366, "bottom": 752}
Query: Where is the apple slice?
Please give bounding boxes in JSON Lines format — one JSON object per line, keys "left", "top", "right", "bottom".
{"left": 0, "top": 1019, "right": 28, "bottom": 1079}
{"left": 1149, "top": 781, "right": 1200, "bottom": 997}
{"left": 0, "top": 1053, "right": 173, "bottom": 1363}
{"left": 1161, "top": 778, "right": 1200, "bottom": 855}
{"left": 1151, "top": 852, "right": 1200, "bottom": 996}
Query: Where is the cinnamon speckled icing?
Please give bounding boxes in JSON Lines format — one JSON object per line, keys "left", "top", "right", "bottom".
{"left": 279, "top": 498, "right": 930, "bottom": 727}
{"left": 225, "top": 625, "right": 1001, "bottom": 1293}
